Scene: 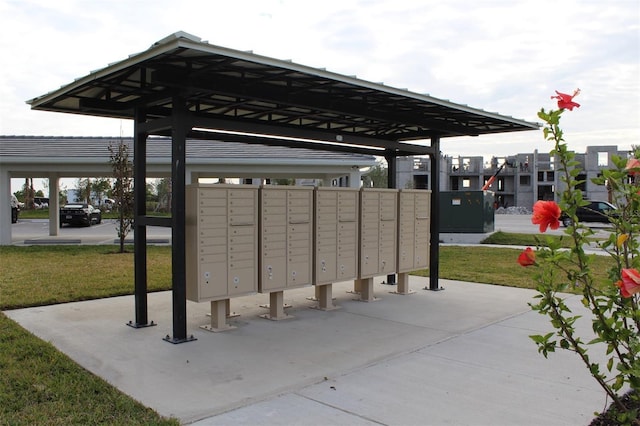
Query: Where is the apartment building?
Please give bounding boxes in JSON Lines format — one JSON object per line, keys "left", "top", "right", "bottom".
{"left": 396, "top": 145, "right": 630, "bottom": 210}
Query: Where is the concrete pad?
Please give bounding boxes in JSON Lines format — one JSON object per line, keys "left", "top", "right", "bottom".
{"left": 192, "top": 393, "right": 378, "bottom": 425}
{"left": 4, "top": 277, "right": 610, "bottom": 425}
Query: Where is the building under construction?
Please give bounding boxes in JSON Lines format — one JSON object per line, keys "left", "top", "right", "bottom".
{"left": 396, "top": 145, "right": 630, "bottom": 210}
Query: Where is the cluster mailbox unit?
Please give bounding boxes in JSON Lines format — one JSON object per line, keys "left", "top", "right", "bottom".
{"left": 259, "top": 186, "right": 314, "bottom": 320}
{"left": 356, "top": 188, "right": 398, "bottom": 301}
{"left": 185, "top": 184, "right": 259, "bottom": 331}
{"left": 186, "top": 183, "right": 431, "bottom": 332}
{"left": 396, "top": 189, "right": 431, "bottom": 294}
{"left": 314, "top": 187, "right": 360, "bottom": 310}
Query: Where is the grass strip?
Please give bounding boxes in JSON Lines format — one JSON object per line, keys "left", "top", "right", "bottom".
{"left": 481, "top": 230, "right": 603, "bottom": 248}
{"left": 0, "top": 313, "right": 178, "bottom": 425}
{"left": 0, "top": 245, "right": 172, "bottom": 310}
{"left": 1, "top": 244, "right": 615, "bottom": 311}
{"left": 411, "top": 245, "right": 615, "bottom": 293}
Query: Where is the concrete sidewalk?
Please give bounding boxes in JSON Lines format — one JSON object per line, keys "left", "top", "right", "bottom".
{"left": 4, "top": 277, "right": 606, "bottom": 425}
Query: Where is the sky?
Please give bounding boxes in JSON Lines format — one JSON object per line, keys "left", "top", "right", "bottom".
{"left": 1, "top": 0, "right": 639, "bottom": 194}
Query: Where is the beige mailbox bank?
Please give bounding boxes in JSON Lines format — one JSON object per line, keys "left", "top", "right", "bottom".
{"left": 186, "top": 184, "right": 430, "bottom": 332}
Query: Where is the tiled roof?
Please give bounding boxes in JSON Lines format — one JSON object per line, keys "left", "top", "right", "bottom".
{"left": 0, "top": 135, "right": 376, "bottom": 165}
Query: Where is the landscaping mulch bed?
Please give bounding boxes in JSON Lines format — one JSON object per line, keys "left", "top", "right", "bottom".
{"left": 589, "top": 391, "right": 639, "bottom": 426}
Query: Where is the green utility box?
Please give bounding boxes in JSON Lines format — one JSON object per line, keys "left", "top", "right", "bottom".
{"left": 439, "top": 191, "right": 495, "bottom": 233}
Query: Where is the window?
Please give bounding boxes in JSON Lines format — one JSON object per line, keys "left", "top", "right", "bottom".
{"left": 451, "top": 158, "right": 460, "bottom": 172}
{"left": 598, "top": 152, "right": 608, "bottom": 167}
{"left": 462, "top": 178, "right": 471, "bottom": 188}
{"left": 451, "top": 177, "right": 459, "bottom": 190}
{"left": 413, "top": 175, "right": 428, "bottom": 189}
{"left": 547, "top": 171, "right": 554, "bottom": 181}
{"left": 520, "top": 175, "right": 531, "bottom": 186}
{"left": 538, "top": 171, "right": 544, "bottom": 182}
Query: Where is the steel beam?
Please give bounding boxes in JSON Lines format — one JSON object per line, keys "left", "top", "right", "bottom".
{"left": 163, "top": 95, "right": 196, "bottom": 344}
{"left": 385, "top": 152, "right": 397, "bottom": 285}
{"left": 129, "top": 108, "right": 156, "bottom": 328}
{"left": 428, "top": 135, "right": 444, "bottom": 291}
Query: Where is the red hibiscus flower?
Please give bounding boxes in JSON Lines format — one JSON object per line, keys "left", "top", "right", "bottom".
{"left": 616, "top": 268, "right": 640, "bottom": 298}
{"left": 625, "top": 158, "right": 640, "bottom": 176}
{"left": 532, "top": 200, "right": 561, "bottom": 233}
{"left": 551, "top": 89, "right": 581, "bottom": 111}
{"left": 518, "top": 247, "right": 536, "bottom": 267}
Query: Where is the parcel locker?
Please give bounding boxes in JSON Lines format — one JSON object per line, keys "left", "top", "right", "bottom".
{"left": 259, "top": 186, "right": 314, "bottom": 292}
{"left": 186, "top": 184, "right": 259, "bottom": 302}
{"left": 314, "top": 187, "right": 360, "bottom": 285}
{"left": 398, "top": 189, "right": 431, "bottom": 273}
{"left": 358, "top": 188, "right": 398, "bottom": 279}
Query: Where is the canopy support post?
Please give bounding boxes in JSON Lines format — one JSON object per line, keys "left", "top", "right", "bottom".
{"left": 163, "top": 95, "right": 196, "bottom": 344}
{"left": 129, "top": 108, "right": 156, "bottom": 329}
{"left": 384, "top": 152, "right": 397, "bottom": 285}
{"left": 428, "top": 136, "right": 444, "bottom": 291}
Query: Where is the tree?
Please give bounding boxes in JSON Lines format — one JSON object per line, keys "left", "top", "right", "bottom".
{"left": 23, "top": 178, "right": 35, "bottom": 209}
{"left": 109, "top": 140, "right": 134, "bottom": 253}
{"left": 155, "top": 177, "right": 171, "bottom": 213}
{"left": 271, "top": 178, "right": 295, "bottom": 185}
{"left": 92, "top": 178, "right": 112, "bottom": 206}
{"left": 363, "top": 162, "right": 388, "bottom": 188}
{"left": 76, "top": 178, "right": 93, "bottom": 203}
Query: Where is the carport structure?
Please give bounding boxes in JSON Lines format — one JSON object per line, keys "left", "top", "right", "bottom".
{"left": 28, "top": 32, "right": 538, "bottom": 343}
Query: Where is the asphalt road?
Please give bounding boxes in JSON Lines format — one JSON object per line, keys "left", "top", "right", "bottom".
{"left": 10, "top": 214, "right": 613, "bottom": 245}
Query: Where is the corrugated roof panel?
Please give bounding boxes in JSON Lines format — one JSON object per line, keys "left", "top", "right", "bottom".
{"left": 27, "top": 32, "right": 538, "bottom": 146}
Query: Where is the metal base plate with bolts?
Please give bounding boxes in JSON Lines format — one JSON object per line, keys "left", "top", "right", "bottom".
{"left": 163, "top": 334, "right": 197, "bottom": 344}
{"left": 126, "top": 320, "right": 157, "bottom": 329}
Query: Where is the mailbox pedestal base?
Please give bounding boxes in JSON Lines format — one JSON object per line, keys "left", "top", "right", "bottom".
{"left": 391, "top": 272, "right": 415, "bottom": 295}
{"left": 311, "top": 284, "right": 340, "bottom": 311}
{"left": 260, "top": 291, "right": 294, "bottom": 320}
{"left": 355, "top": 278, "right": 379, "bottom": 302}
{"left": 201, "top": 299, "right": 237, "bottom": 332}
{"left": 206, "top": 299, "right": 240, "bottom": 319}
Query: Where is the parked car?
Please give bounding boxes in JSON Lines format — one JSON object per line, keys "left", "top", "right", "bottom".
{"left": 60, "top": 203, "right": 102, "bottom": 227}
{"left": 100, "top": 198, "right": 116, "bottom": 211}
{"left": 561, "top": 200, "right": 618, "bottom": 227}
{"left": 10, "top": 194, "right": 20, "bottom": 223}
{"left": 33, "top": 197, "right": 49, "bottom": 209}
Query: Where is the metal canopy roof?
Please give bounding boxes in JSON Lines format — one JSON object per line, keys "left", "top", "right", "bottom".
{"left": 27, "top": 31, "right": 538, "bottom": 156}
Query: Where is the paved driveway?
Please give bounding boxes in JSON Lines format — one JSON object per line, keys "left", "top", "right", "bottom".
{"left": 10, "top": 219, "right": 170, "bottom": 245}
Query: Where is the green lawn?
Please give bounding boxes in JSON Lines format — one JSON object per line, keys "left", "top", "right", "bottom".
{"left": 17, "top": 208, "right": 170, "bottom": 220}
{"left": 0, "top": 313, "right": 177, "bottom": 425}
{"left": 0, "top": 239, "right": 616, "bottom": 425}
{"left": 0, "top": 245, "right": 177, "bottom": 425}
{"left": 1, "top": 245, "right": 172, "bottom": 310}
